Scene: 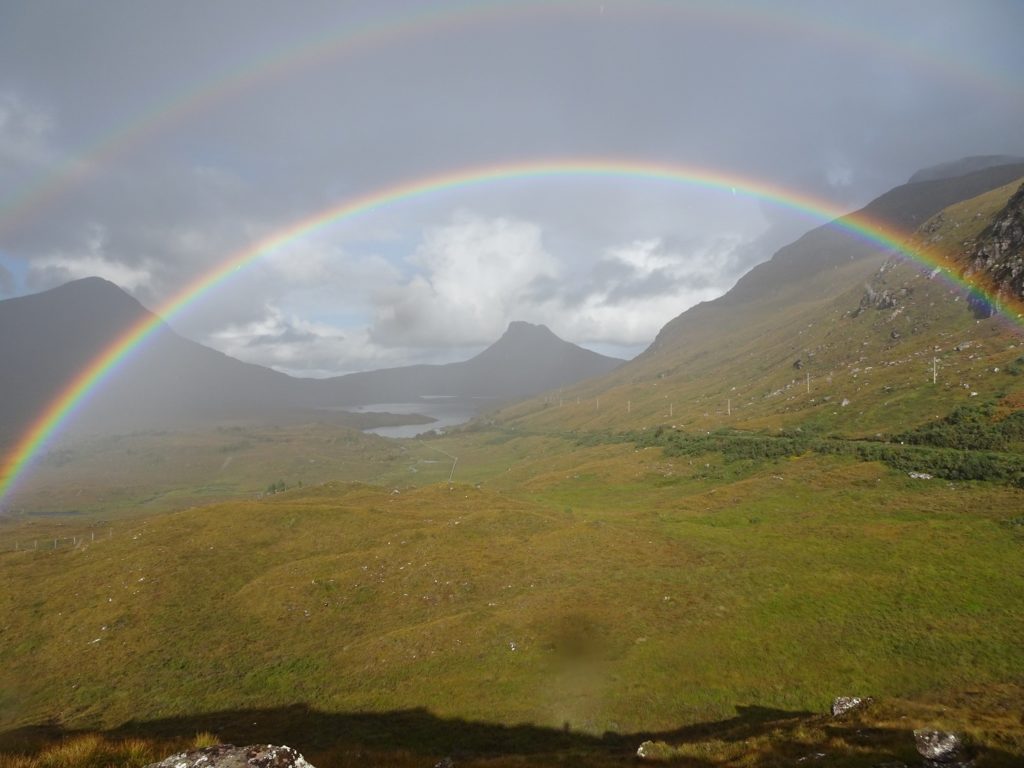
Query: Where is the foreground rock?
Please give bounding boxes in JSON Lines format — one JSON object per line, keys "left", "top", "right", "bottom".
{"left": 144, "top": 744, "right": 314, "bottom": 768}
{"left": 913, "top": 730, "right": 973, "bottom": 767}
{"left": 831, "top": 696, "right": 872, "bottom": 717}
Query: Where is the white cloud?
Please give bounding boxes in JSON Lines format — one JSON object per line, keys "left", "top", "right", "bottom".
{"left": 369, "top": 211, "right": 559, "bottom": 347}
{"left": 540, "top": 235, "right": 745, "bottom": 346}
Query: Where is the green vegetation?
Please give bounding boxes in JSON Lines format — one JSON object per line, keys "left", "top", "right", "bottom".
{"left": 625, "top": 417, "right": 1024, "bottom": 485}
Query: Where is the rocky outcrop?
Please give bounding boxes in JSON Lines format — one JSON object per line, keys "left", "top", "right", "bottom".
{"left": 144, "top": 744, "right": 314, "bottom": 768}
{"left": 830, "top": 696, "right": 871, "bottom": 717}
{"left": 963, "top": 182, "right": 1024, "bottom": 313}
{"left": 858, "top": 284, "right": 910, "bottom": 313}
{"left": 913, "top": 730, "right": 973, "bottom": 768}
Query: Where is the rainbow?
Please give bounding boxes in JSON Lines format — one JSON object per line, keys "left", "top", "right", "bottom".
{"left": 0, "top": 158, "right": 1021, "bottom": 507}
{"left": 1, "top": 0, "right": 1017, "bottom": 237}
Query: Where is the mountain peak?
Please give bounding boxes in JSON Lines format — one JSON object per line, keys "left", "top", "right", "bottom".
{"left": 501, "top": 320, "right": 558, "bottom": 338}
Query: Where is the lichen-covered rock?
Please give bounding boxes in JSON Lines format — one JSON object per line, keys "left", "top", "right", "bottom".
{"left": 636, "top": 740, "right": 675, "bottom": 760}
{"left": 144, "top": 744, "right": 314, "bottom": 768}
{"left": 830, "top": 696, "right": 871, "bottom": 717}
{"left": 913, "top": 730, "right": 972, "bottom": 766}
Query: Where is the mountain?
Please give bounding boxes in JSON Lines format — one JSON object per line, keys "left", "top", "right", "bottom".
{"left": 0, "top": 279, "right": 621, "bottom": 442}
{"left": 0, "top": 277, "right": 298, "bottom": 439}
{"left": 300, "top": 320, "right": 623, "bottom": 405}
{"left": 498, "top": 163, "right": 1024, "bottom": 436}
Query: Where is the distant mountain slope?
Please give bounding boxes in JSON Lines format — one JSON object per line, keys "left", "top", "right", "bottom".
{"left": 0, "top": 279, "right": 621, "bottom": 442}
{"left": 302, "top": 321, "right": 623, "bottom": 405}
{"left": 645, "top": 162, "right": 1024, "bottom": 358}
{"left": 908, "top": 155, "right": 1024, "bottom": 184}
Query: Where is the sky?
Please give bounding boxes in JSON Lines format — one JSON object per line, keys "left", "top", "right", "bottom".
{"left": 0, "top": 0, "right": 1022, "bottom": 375}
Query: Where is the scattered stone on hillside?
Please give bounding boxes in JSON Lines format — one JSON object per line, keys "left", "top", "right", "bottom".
{"left": 636, "top": 740, "right": 672, "bottom": 760}
{"left": 908, "top": 472, "right": 933, "bottom": 480}
{"left": 890, "top": 330, "right": 901, "bottom": 340}
{"left": 793, "top": 358, "right": 804, "bottom": 370}
{"left": 913, "top": 730, "right": 972, "bottom": 767}
{"left": 433, "top": 757, "right": 455, "bottom": 768}
{"left": 830, "top": 696, "right": 872, "bottom": 717}
{"left": 144, "top": 744, "right": 314, "bottom": 768}
{"left": 860, "top": 284, "right": 910, "bottom": 313}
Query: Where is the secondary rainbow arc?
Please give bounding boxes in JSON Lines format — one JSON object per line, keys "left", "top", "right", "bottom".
{"left": 0, "top": 158, "right": 1020, "bottom": 507}
{"left": 1, "top": 0, "right": 1017, "bottom": 237}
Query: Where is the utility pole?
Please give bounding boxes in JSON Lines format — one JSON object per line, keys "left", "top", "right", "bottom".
{"left": 727, "top": 398, "right": 731, "bottom": 416}
{"left": 932, "top": 357, "right": 938, "bottom": 384}
{"left": 806, "top": 372, "right": 810, "bottom": 393}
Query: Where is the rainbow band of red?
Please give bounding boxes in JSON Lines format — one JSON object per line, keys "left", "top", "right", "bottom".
{"left": 1, "top": 158, "right": 1020, "bottom": 506}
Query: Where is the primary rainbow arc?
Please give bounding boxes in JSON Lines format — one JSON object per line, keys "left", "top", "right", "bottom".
{"left": 1, "top": 158, "right": 1020, "bottom": 507}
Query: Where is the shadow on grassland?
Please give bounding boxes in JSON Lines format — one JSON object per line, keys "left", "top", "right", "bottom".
{"left": 1, "top": 703, "right": 1017, "bottom": 767}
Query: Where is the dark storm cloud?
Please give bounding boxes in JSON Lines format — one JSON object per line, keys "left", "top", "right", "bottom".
{"left": 0, "top": 0, "right": 1021, "bottom": 372}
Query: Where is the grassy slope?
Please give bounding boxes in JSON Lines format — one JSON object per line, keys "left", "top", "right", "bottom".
{"left": 2, "top": 181, "right": 1024, "bottom": 766}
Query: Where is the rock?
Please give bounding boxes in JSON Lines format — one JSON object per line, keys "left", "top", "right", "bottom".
{"left": 831, "top": 696, "right": 872, "bottom": 717}
{"left": 434, "top": 758, "right": 455, "bottom": 768}
{"left": 636, "top": 740, "right": 671, "bottom": 760}
{"left": 913, "top": 730, "right": 972, "bottom": 767}
{"left": 144, "top": 745, "right": 314, "bottom": 768}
